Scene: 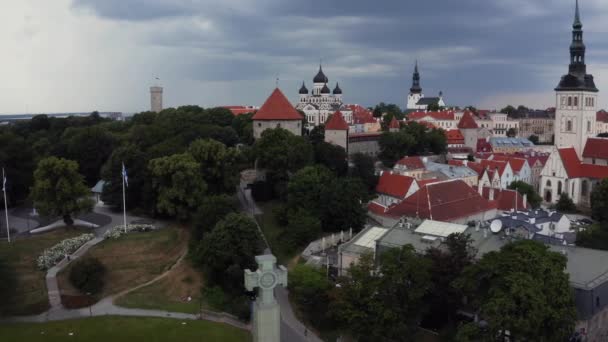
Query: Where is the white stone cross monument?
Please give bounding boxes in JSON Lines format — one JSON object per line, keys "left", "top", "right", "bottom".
{"left": 244, "top": 254, "right": 288, "bottom": 342}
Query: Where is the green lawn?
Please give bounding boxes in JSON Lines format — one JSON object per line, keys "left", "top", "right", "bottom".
{"left": 0, "top": 227, "right": 84, "bottom": 315}
{"left": 255, "top": 201, "right": 297, "bottom": 264}
{"left": 0, "top": 316, "right": 251, "bottom": 342}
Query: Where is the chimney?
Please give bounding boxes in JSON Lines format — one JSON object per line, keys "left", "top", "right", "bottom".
{"left": 489, "top": 187, "right": 495, "bottom": 201}
{"left": 529, "top": 217, "right": 536, "bottom": 224}
{"left": 478, "top": 182, "right": 483, "bottom": 196}
{"left": 463, "top": 160, "right": 468, "bottom": 166}
{"left": 523, "top": 194, "right": 528, "bottom": 208}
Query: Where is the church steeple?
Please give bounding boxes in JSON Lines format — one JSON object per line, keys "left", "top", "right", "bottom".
{"left": 410, "top": 60, "right": 422, "bottom": 94}
{"left": 555, "top": 0, "right": 597, "bottom": 92}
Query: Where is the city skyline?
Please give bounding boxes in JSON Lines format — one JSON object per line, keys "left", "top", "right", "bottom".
{"left": 1, "top": 0, "right": 608, "bottom": 114}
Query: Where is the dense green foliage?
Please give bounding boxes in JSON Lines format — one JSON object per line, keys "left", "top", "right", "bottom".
{"left": 0, "top": 256, "right": 17, "bottom": 313}
{"left": 508, "top": 180, "right": 542, "bottom": 209}
{"left": 556, "top": 192, "right": 577, "bottom": 212}
{"left": 372, "top": 102, "right": 403, "bottom": 119}
{"left": 314, "top": 142, "right": 348, "bottom": 176}
{"left": 31, "top": 157, "right": 94, "bottom": 225}
{"left": 68, "top": 257, "right": 107, "bottom": 295}
{"left": 349, "top": 152, "right": 378, "bottom": 193}
{"left": 289, "top": 264, "right": 332, "bottom": 329}
{"left": 591, "top": 179, "right": 608, "bottom": 223}
{"left": 378, "top": 122, "right": 447, "bottom": 167}
{"left": 578, "top": 179, "right": 608, "bottom": 249}
{"left": 455, "top": 240, "right": 576, "bottom": 341}
{"left": 190, "top": 195, "right": 239, "bottom": 242}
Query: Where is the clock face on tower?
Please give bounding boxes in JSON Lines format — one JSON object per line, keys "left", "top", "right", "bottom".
{"left": 260, "top": 272, "right": 277, "bottom": 289}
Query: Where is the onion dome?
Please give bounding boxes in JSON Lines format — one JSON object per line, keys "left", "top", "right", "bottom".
{"left": 333, "top": 82, "right": 342, "bottom": 95}
{"left": 321, "top": 83, "right": 331, "bottom": 94}
{"left": 313, "top": 64, "right": 329, "bottom": 83}
{"left": 299, "top": 81, "right": 308, "bottom": 94}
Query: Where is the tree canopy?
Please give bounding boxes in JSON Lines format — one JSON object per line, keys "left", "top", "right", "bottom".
{"left": 508, "top": 180, "right": 542, "bottom": 209}
{"left": 591, "top": 178, "right": 608, "bottom": 223}
{"left": 455, "top": 240, "right": 576, "bottom": 341}
{"left": 31, "top": 157, "right": 94, "bottom": 225}
{"left": 188, "top": 139, "right": 241, "bottom": 194}
{"left": 254, "top": 128, "right": 313, "bottom": 177}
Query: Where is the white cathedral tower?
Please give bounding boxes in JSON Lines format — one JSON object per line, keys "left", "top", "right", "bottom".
{"left": 554, "top": 0, "right": 599, "bottom": 157}
{"left": 406, "top": 61, "right": 423, "bottom": 109}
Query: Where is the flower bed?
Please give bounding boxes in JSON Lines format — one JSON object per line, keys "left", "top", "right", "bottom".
{"left": 37, "top": 233, "right": 95, "bottom": 270}
{"left": 103, "top": 224, "right": 157, "bottom": 240}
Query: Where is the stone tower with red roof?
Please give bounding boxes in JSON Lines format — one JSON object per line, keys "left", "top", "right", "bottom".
{"left": 388, "top": 116, "right": 400, "bottom": 133}
{"left": 324, "top": 110, "right": 349, "bottom": 151}
{"left": 457, "top": 111, "right": 480, "bottom": 150}
{"left": 253, "top": 88, "right": 304, "bottom": 139}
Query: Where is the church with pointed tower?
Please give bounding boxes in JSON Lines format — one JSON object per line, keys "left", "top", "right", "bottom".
{"left": 296, "top": 64, "right": 353, "bottom": 129}
{"left": 554, "top": 0, "right": 599, "bottom": 157}
{"left": 406, "top": 61, "right": 446, "bottom": 110}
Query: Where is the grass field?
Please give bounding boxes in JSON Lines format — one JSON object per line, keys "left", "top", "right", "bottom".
{"left": 57, "top": 227, "right": 188, "bottom": 300}
{"left": 115, "top": 259, "right": 205, "bottom": 314}
{"left": 0, "top": 227, "right": 84, "bottom": 315}
{"left": 0, "top": 316, "right": 251, "bottom": 342}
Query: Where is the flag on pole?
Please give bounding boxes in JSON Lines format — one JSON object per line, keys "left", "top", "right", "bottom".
{"left": 2, "top": 168, "right": 6, "bottom": 192}
{"left": 122, "top": 163, "right": 128, "bottom": 187}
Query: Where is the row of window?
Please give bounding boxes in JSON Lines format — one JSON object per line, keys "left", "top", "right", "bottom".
{"left": 560, "top": 95, "right": 595, "bottom": 108}
{"left": 565, "top": 120, "right": 593, "bottom": 133}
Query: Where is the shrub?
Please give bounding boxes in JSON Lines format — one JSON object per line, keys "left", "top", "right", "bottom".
{"left": 37, "top": 233, "right": 95, "bottom": 270}
{"left": 103, "top": 224, "right": 156, "bottom": 239}
{"left": 69, "top": 257, "right": 107, "bottom": 295}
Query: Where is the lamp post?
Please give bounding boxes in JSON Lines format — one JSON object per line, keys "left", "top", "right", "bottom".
{"left": 86, "top": 292, "right": 92, "bottom": 317}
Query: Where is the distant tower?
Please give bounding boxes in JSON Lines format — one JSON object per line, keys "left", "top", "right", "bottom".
{"left": 150, "top": 86, "right": 163, "bottom": 113}
{"left": 407, "top": 61, "right": 424, "bottom": 110}
{"left": 554, "top": 0, "right": 598, "bottom": 157}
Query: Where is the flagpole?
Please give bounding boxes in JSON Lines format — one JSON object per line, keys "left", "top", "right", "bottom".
{"left": 122, "top": 165, "right": 127, "bottom": 234}
{"left": 2, "top": 168, "right": 10, "bottom": 243}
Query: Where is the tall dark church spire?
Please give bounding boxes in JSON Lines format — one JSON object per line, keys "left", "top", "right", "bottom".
{"left": 410, "top": 60, "right": 422, "bottom": 94}
{"left": 555, "top": 0, "right": 598, "bottom": 92}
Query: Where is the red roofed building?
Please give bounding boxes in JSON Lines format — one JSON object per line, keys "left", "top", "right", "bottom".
{"left": 381, "top": 180, "right": 498, "bottom": 223}
{"left": 373, "top": 172, "right": 420, "bottom": 206}
{"left": 540, "top": 146, "right": 608, "bottom": 206}
{"left": 597, "top": 110, "right": 608, "bottom": 134}
{"left": 480, "top": 187, "right": 528, "bottom": 211}
{"left": 222, "top": 105, "right": 258, "bottom": 116}
{"left": 393, "top": 156, "right": 427, "bottom": 179}
{"left": 253, "top": 88, "right": 304, "bottom": 139}
{"left": 389, "top": 117, "right": 401, "bottom": 132}
{"left": 492, "top": 155, "right": 532, "bottom": 184}
{"left": 406, "top": 111, "right": 456, "bottom": 130}
{"left": 458, "top": 111, "right": 481, "bottom": 150}
{"left": 458, "top": 111, "right": 479, "bottom": 129}
{"left": 324, "top": 111, "right": 349, "bottom": 151}
{"left": 477, "top": 138, "right": 493, "bottom": 153}
{"left": 582, "top": 138, "right": 608, "bottom": 165}
{"left": 445, "top": 129, "right": 465, "bottom": 147}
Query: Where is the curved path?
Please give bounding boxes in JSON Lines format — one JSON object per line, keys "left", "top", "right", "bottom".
{"left": 238, "top": 183, "right": 323, "bottom": 342}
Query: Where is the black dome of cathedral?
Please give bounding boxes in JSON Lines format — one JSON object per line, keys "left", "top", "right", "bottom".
{"left": 314, "top": 65, "right": 329, "bottom": 83}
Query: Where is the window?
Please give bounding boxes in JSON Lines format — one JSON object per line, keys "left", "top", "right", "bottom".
{"left": 574, "top": 96, "right": 578, "bottom": 107}
{"left": 558, "top": 181, "right": 562, "bottom": 195}
{"left": 546, "top": 180, "right": 552, "bottom": 187}
{"left": 567, "top": 120, "right": 573, "bottom": 132}
{"left": 588, "top": 121, "right": 592, "bottom": 132}
{"left": 258, "top": 123, "right": 262, "bottom": 127}
{"left": 568, "top": 96, "right": 572, "bottom": 106}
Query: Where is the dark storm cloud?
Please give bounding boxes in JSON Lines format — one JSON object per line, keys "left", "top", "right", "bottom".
{"left": 69, "top": 0, "right": 608, "bottom": 108}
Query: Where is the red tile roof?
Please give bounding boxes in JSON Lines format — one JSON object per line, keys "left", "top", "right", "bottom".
{"left": 481, "top": 187, "right": 527, "bottom": 211}
{"left": 458, "top": 111, "right": 479, "bottom": 129}
{"left": 347, "top": 104, "right": 377, "bottom": 124}
{"left": 385, "top": 180, "right": 497, "bottom": 221}
{"left": 376, "top": 172, "right": 416, "bottom": 199}
{"left": 395, "top": 156, "right": 425, "bottom": 170}
{"left": 389, "top": 117, "right": 400, "bottom": 129}
{"left": 597, "top": 111, "right": 608, "bottom": 123}
{"left": 477, "top": 139, "right": 493, "bottom": 153}
{"left": 493, "top": 156, "right": 527, "bottom": 173}
{"left": 325, "top": 111, "right": 349, "bottom": 130}
{"left": 446, "top": 129, "right": 464, "bottom": 144}
{"left": 222, "top": 106, "right": 257, "bottom": 116}
{"left": 466, "top": 160, "right": 508, "bottom": 177}
{"left": 407, "top": 111, "right": 455, "bottom": 121}
{"left": 252, "top": 88, "right": 303, "bottom": 121}
{"left": 583, "top": 138, "right": 608, "bottom": 160}
{"left": 558, "top": 147, "right": 608, "bottom": 179}
{"left": 418, "top": 121, "right": 437, "bottom": 129}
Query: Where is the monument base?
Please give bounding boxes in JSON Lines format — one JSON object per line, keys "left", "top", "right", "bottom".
{"left": 253, "top": 301, "right": 280, "bottom": 342}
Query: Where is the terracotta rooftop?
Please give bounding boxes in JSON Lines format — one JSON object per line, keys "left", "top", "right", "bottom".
{"left": 559, "top": 147, "right": 608, "bottom": 179}
{"left": 252, "top": 88, "right": 303, "bottom": 121}
{"left": 325, "top": 110, "right": 349, "bottom": 130}
{"left": 376, "top": 172, "right": 416, "bottom": 199}
{"left": 457, "top": 111, "right": 479, "bottom": 129}
{"left": 389, "top": 117, "right": 400, "bottom": 129}
{"left": 395, "top": 156, "right": 425, "bottom": 170}
{"left": 481, "top": 187, "right": 527, "bottom": 211}
{"left": 582, "top": 138, "right": 608, "bottom": 161}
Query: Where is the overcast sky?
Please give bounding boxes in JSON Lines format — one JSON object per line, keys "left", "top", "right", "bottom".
{"left": 1, "top": 0, "right": 608, "bottom": 114}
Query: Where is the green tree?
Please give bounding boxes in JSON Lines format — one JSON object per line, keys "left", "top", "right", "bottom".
{"left": 349, "top": 152, "right": 378, "bottom": 193}
{"left": 286, "top": 208, "right": 322, "bottom": 248}
{"left": 205, "top": 107, "right": 234, "bottom": 127}
{"left": 193, "top": 213, "right": 263, "bottom": 294}
{"left": 314, "top": 142, "right": 348, "bottom": 176}
{"left": 0, "top": 131, "right": 35, "bottom": 204}
{"left": 287, "top": 165, "right": 335, "bottom": 216}
{"left": 148, "top": 153, "right": 207, "bottom": 220}
{"left": 68, "top": 257, "right": 107, "bottom": 295}
{"left": 500, "top": 105, "right": 516, "bottom": 115}
{"left": 455, "top": 240, "right": 576, "bottom": 341}
{"left": 31, "top": 157, "right": 94, "bottom": 225}
{"left": 254, "top": 128, "right": 314, "bottom": 177}
{"left": 191, "top": 194, "right": 239, "bottom": 242}
{"left": 423, "top": 234, "right": 476, "bottom": 330}
{"left": 61, "top": 126, "right": 116, "bottom": 185}
{"left": 188, "top": 139, "right": 241, "bottom": 194}
{"left": 591, "top": 178, "right": 608, "bottom": 223}
{"left": 506, "top": 127, "right": 517, "bottom": 137}
{"left": 508, "top": 180, "right": 542, "bottom": 209}
{"left": 331, "top": 246, "right": 432, "bottom": 341}
{"left": 0, "top": 256, "right": 16, "bottom": 313}
{"left": 289, "top": 264, "right": 333, "bottom": 329}
{"left": 528, "top": 134, "right": 540, "bottom": 145}
{"left": 231, "top": 112, "right": 254, "bottom": 145}
{"left": 321, "top": 177, "right": 368, "bottom": 232}
{"left": 308, "top": 124, "right": 325, "bottom": 145}
{"left": 373, "top": 102, "right": 403, "bottom": 119}
{"left": 378, "top": 131, "right": 415, "bottom": 167}
{"left": 556, "top": 192, "right": 576, "bottom": 212}
{"left": 100, "top": 144, "right": 147, "bottom": 211}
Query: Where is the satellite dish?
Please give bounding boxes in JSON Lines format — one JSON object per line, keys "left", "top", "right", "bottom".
{"left": 490, "top": 220, "right": 503, "bottom": 234}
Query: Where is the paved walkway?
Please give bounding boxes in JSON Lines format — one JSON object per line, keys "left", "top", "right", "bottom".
{"left": 236, "top": 184, "right": 324, "bottom": 342}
